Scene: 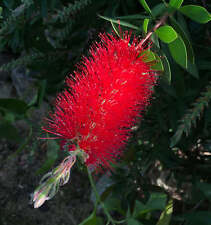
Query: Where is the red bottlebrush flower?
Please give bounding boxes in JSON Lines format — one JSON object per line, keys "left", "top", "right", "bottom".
{"left": 43, "top": 32, "right": 157, "bottom": 170}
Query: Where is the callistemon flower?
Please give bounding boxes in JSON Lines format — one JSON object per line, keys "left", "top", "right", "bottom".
{"left": 33, "top": 32, "right": 157, "bottom": 208}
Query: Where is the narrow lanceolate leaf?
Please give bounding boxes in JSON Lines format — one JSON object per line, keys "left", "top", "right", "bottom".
{"left": 98, "top": 15, "right": 139, "bottom": 30}
{"left": 0, "top": 7, "right": 2, "bottom": 18}
{"left": 143, "top": 18, "right": 150, "bottom": 34}
{"left": 117, "top": 14, "right": 150, "bottom": 20}
{"left": 169, "top": 0, "right": 183, "bottom": 9}
{"left": 138, "top": 0, "right": 152, "bottom": 16}
{"left": 156, "top": 199, "right": 173, "bottom": 225}
{"left": 170, "top": 83, "right": 211, "bottom": 147}
{"left": 170, "top": 129, "right": 184, "bottom": 148}
{"left": 155, "top": 25, "right": 178, "bottom": 43}
{"left": 179, "top": 5, "right": 211, "bottom": 24}
{"left": 111, "top": 21, "right": 121, "bottom": 38}
{"left": 162, "top": 55, "right": 171, "bottom": 84}
{"left": 168, "top": 36, "right": 187, "bottom": 68}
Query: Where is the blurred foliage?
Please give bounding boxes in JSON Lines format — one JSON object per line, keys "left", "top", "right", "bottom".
{"left": 0, "top": 0, "right": 211, "bottom": 224}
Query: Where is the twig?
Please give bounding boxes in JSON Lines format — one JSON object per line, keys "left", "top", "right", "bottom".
{"left": 138, "top": 13, "right": 169, "bottom": 47}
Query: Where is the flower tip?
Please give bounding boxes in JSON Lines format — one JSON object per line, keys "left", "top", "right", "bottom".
{"left": 31, "top": 189, "right": 49, "bottom": 208}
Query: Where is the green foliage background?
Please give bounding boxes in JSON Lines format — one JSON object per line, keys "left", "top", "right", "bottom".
{"left": 0, "top": 0, "right": 210, "bottom": 224}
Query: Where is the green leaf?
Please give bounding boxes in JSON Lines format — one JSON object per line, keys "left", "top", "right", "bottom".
{"left": 79, "top": 209, "right": 98, "bottom": 225}
{"left": 0, "top": 98, "right": 28, "bottom": 115}
{"left": 104, "top": 196, "right": 123, "bottom": 214}
{"left": 186, "top": 60, "right": 198, "bottom": 78}
{"left": 151, "top": 54, "right": 164, "bottom": 72}
{"left": 169, "top": 0, "right": 183, "bottom": 9}
{"left": 156, "top": 199, "right": 173, "bottom": 225}
{"left": 141, "top": 50, "right": 156, "bottom": 62}
{"left": 0, "top": 7, "right": 2, "bottom": 18}
{"left": 170, "top": 17, "right": 198, "bottom": 77}
{"left": 151, "top": 3, "right": 167, "bottom": 17}
{"left": 168, "top": 36, "right": 187, "bottom": 68}
{"left": 133, "top": 193, "right": 167, "bottom": 217}
{"left": 170, "top": 17, "right": 194, "bottom": 64}
{"left": 117, "top": 14, "right": 150, "bottom": 20}
{"left": 161, "top": 55, "right": 171, "bottom": 84}
{"left": 127, "top": 218, "right": 143, "bottom": 225}
{"left": 179, "top": 5, "right": 211, "bottom": 24}
{"left": 138, "top": 0, "right": 152, "bottom": 16}
{"left": 147, "top": 192, "right": 167, "bottom": 210}
{"left": 170, "top": 129, "right": 183, "bottom": 147}
{"left": 98, "top": 15, "right": 139, "bottom": 30}
{"left": 111, "top": 21, "right": 121, "bottom": 38}
{"left": 155, "top": 25, "right": 178, "bottom": 43}
{"left": 133, "top": 200, "right": 146, "bottom": 217}
{"left": 143, "top": 18, "right": 150, "bottom": 34}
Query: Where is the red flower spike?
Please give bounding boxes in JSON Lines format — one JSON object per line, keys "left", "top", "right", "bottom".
{"left": 43, "top": 32, "right": 157, "bottom": 170}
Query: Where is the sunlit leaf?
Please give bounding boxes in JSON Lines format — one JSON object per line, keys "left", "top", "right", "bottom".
{"left": 155, "top": 25, "right": 178, "bottom": 43}
{"left": 156, "top": 199, "right": 173, "bottom": 225}
{"left": 169, "top": 0, "right": 183, "bottom": 9}
{"left": 143, "top": 18, "right": 150, "bottom": 34}
{"left": 179, "top": 5, "right": 211, "bottom": 24}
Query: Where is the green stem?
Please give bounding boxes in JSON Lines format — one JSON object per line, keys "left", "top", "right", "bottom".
{"left": 87, "top": 168, "right": 125, "bottom": 225}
